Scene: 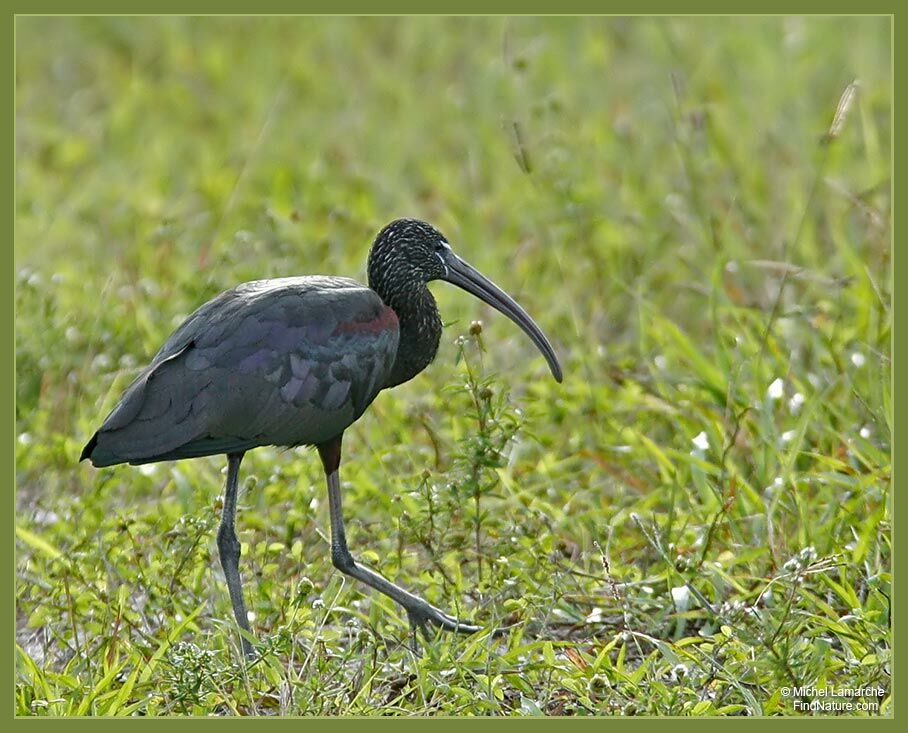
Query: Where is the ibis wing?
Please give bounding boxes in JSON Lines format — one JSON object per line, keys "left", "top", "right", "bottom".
{"left": 84, "top": 277, "right": 399, "bottom": 466}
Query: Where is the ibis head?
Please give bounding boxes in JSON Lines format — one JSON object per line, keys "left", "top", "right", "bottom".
{"left": 367, "top": 219, "right": 563, "bottom": 384}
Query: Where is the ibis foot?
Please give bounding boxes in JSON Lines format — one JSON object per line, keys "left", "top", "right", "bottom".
{"left": 406, "top": 601, "right": 483, "bottom": 638}
{"left": 405, "top": 602, "right": 482, "bottom": 655}
{"left": 403, "top": 600, "right": 511, "bottom": 653}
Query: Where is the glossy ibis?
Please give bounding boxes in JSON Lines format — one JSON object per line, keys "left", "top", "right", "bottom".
{"left": 81, "top": 218, "right": 562, "bottom": 656}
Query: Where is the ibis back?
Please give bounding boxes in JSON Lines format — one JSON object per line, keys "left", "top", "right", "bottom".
{"left": 82, "top": 276, "right": 400, "bottom": 466}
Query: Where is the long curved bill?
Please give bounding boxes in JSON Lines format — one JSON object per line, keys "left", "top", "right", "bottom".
{"left": 442, "top": 252, "right": 563, "bottom": 383}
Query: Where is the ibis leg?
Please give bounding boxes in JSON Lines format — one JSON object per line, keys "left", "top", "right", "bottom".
{"left": 217, "top": 452, "right": 255, "bottom": 658}
{"left": 317, "top": 438, "right": 483, "bottom": 638}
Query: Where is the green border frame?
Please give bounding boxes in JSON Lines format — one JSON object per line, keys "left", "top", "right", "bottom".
{"left": 6, "top": 3, "right": 899, "bottom": 726}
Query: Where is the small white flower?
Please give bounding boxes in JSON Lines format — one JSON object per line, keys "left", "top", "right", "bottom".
{"left": 851, "top": 352, "right": 866, "bottom": 367}
{"left": 767, "top": 378, "right": 785, "bottom": 400}
{"left": 691, "top": 431, "right": 710, "bottom": 452}
{"left": 654, "top": 354, "right": 668, "bottom": 370}
{"left": 585, "top": 607, "right": 604, "bottom": 623}
{"left": 139, "top": 464, "right": 157, "bottom": 477}
{"left": 780, "top": 430, "right": 796, "bottom": 444}
{"left": 18, "top": 432, "right": 32, "bottom": 446}
{"left": 860, "top": 426, "right": 871, "bottom": 439}
{"left": 671, "top": 585, "right": 691, "bottom": 611}
{"left": 789, "top": 392, "right": 805, "bottom": 414}
{"left": 765, "top": 476, "right": 784, "bottom": 495}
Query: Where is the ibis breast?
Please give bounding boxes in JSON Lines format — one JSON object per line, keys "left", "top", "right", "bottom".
{"left": 85, "top": 276, "right": 399, "bottom": 466}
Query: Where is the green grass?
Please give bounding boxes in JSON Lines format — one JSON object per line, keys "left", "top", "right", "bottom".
{"left": 15, "top": 16, "right": 890, "bottom": 716}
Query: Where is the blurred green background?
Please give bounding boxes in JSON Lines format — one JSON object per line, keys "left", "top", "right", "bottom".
{"left": 16, "top": 16, "right": 890, "bottom": 716}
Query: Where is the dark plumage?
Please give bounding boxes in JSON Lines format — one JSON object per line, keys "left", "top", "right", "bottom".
{"left": 81, "top": 218, "right": 562, "bottom": 657}
{"left": 82, "top": 277, "right": 398, "bottom": 466}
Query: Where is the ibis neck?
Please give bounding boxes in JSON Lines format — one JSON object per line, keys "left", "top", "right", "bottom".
{"left": 378, "top": 284, "right": 442, "bottom": 389}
